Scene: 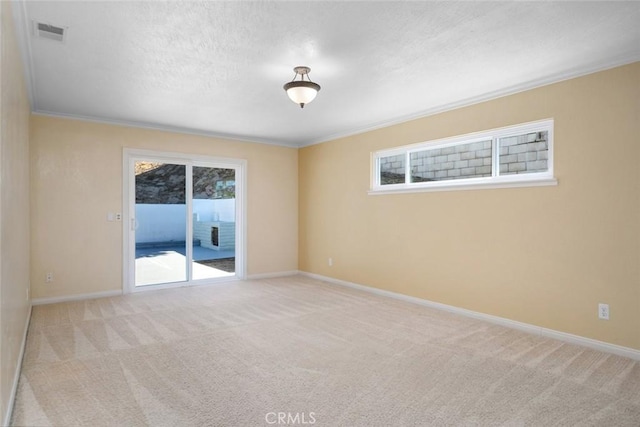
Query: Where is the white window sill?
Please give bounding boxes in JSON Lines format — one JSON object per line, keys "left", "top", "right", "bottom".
{"left": 368, "top": 176, "right": 558, "bottom": 195}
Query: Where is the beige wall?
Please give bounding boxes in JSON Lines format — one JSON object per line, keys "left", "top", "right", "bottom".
{"left": 0, "top": 1, "right": 31, "bottom": 423}
{"left": 299, "top": 63, "right": 640, "bottom": 351}
{"left": 30, "top": 116, "right": 298, "bottom": 299}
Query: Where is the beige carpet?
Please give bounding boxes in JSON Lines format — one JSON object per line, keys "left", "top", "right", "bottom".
{"left": 10, "top": 275, "right": 640, "bottom": 426}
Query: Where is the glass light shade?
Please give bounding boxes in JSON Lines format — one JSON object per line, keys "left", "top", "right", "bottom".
{"left": 283, "top": 81, "right": 321, "bottom": 108}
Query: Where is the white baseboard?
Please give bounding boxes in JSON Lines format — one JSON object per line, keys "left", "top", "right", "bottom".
{"left": 247, "top": 270, "right": 300, "bottom": 280}
{"left": 31, "top": 289, "right": 123, "bottom": 306}
{"left": 3, "top": 303, "right": 32, "bottom": 427}
{"left": 31, "top": 273, "right": 298, "bottom": 303}
{"left": 299, "top": 271, "right": 640, "bottom": 361}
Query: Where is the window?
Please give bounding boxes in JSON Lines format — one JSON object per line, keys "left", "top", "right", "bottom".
{"left": 371, "top": 119, "right": 556, "bottom": 194}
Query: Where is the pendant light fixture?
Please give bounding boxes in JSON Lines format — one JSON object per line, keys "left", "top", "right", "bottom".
{"left": 283, "top": 66, "right": 321, "bottom": 108}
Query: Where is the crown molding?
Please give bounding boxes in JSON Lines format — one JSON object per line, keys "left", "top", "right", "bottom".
{"left": 31, "top": 110, "right": 298, "bottom": 148}
{"left": 299, "top": 54, "right": 640, "bottom": 148}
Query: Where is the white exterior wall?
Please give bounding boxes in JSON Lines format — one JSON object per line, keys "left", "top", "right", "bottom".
{"left": 135, "top": 199, "right": 235, "bottom": 243}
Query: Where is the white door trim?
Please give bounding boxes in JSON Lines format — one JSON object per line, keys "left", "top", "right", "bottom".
{"left": 122, "top": 148, "right": 247, "bottom": 293}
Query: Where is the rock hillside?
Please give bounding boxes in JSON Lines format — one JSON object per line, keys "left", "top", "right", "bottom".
{"left": 135, "top": 163, "right": 235, "bottom": 204}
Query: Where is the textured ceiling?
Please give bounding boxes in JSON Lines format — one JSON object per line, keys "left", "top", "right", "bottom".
{"left": 13, "top": 1, "right": 640, "bottom": 147}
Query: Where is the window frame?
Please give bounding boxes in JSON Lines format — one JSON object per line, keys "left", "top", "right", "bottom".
{"left": 370, "top": 119, "right": 557, "bottom": 194}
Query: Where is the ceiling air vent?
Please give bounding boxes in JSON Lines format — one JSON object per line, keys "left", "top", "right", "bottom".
{"left": 33, "top": 21, "right": 66, "bottom": 42}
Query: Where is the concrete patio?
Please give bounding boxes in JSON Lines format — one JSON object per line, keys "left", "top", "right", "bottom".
{"left": 135, "top": 243, "right": 235, "bottom": 286}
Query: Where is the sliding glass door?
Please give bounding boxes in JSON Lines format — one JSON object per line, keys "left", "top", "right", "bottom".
{"left": 124, "top": 149, "right": 245, "bottom": 292}
{"left": 134, "top": 162, "right": 188, "bottom": 286}
{"left": 191, "top": 166, "right": 237, "bottom": 280}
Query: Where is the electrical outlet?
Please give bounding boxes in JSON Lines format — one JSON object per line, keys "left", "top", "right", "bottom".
{"left": 46, "top": 272, "right": 53, "bottom": 283}
{"left": 115, "top": 213, "right": 122, "bottom": 221}
{"left": 328, "top": 257, "right": 333, "bottom": 267}
{"left": 598, "top": 303, "right": 609, "bottom": 320}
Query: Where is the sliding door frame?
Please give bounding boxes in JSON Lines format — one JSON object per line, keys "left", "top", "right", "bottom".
{"left": 122, "top": 148, "right": 247, "bottom": 293}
